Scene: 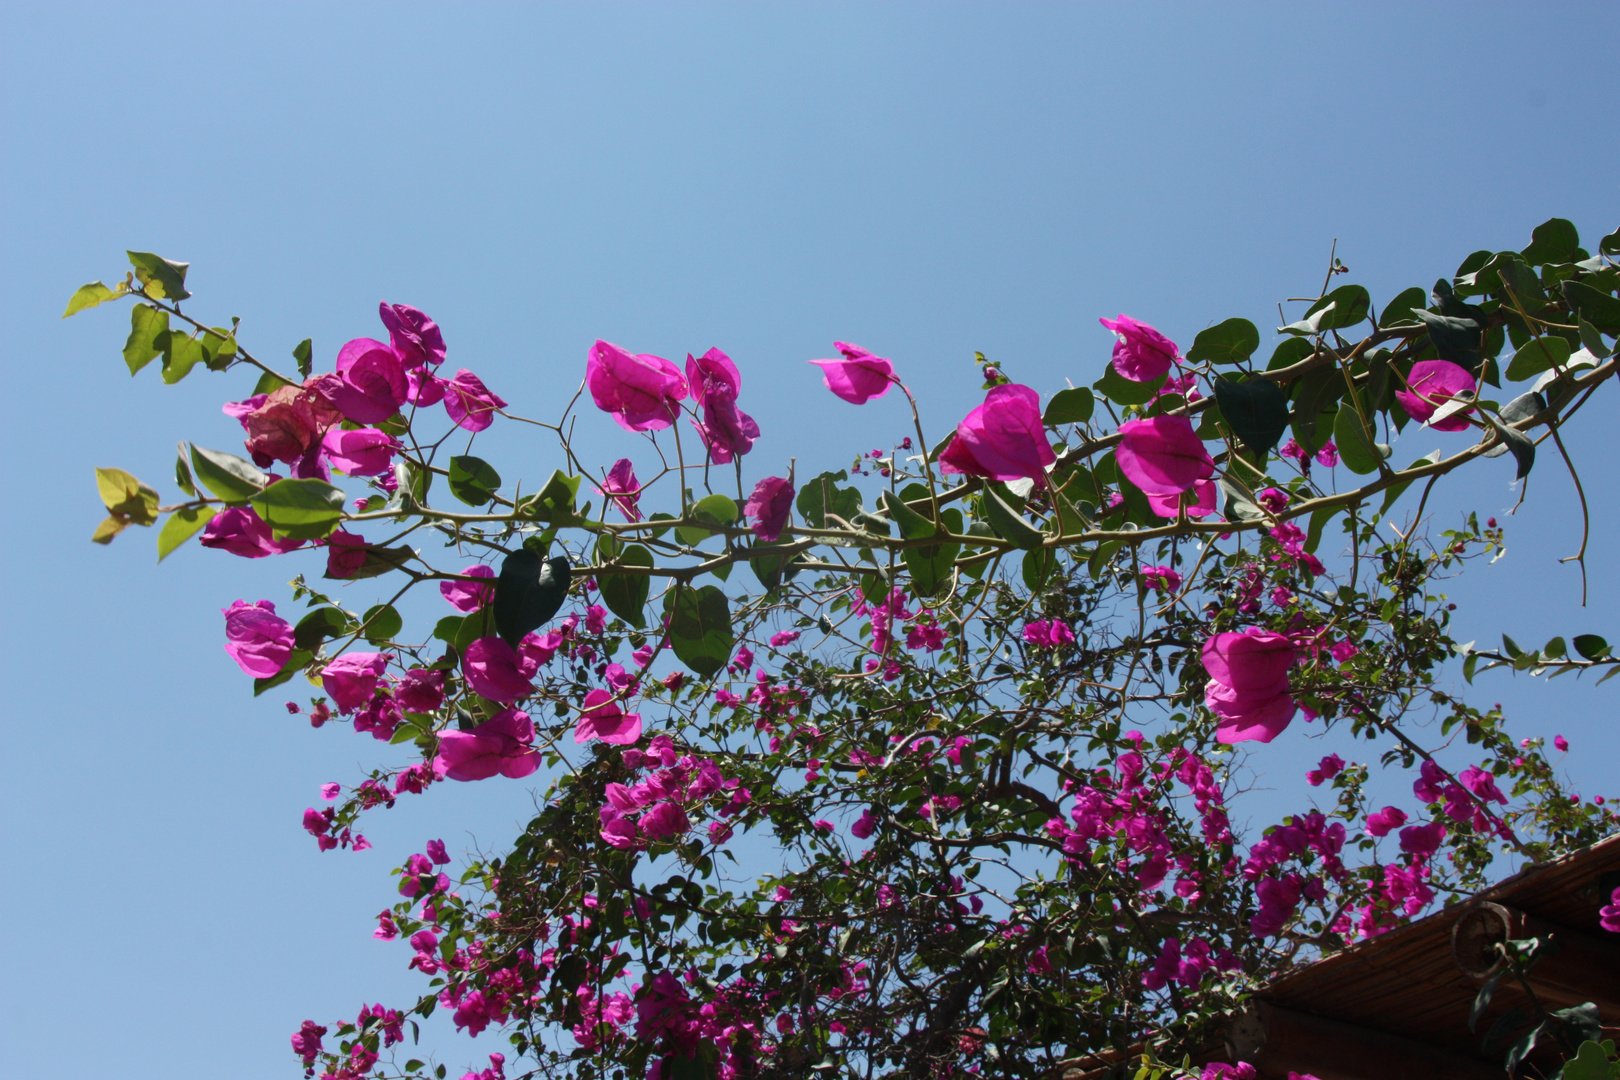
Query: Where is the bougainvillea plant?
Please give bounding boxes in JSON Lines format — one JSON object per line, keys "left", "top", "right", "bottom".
{"left": 69, "top": 217, "right": 1620, "bottom": 1080}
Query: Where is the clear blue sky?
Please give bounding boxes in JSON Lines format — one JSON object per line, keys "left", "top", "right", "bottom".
{"left": 3, "top": 4, "right": 1616, "bottom": 1077}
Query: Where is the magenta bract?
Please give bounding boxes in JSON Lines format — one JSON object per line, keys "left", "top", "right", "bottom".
{"left": 378, "top": 302, "right": 446, "bottom": 368}
{"left": 808, "top": 342, "right": 895, "bottom": 404}
{"left": 1145, "top": 477, "right": 1217, "bottom": 519}
{"left": 321, "top": 652, "right": 389, "bottom": 715}
{"left": 1116, "top": 416, "right": 1215, "bottom": 498}
{"left": 586, "top": 340, "right": 688, "bottom": 433}
{"left": 443, "top": 369, "right": 508, "bottom": 432}
{"left": 937, "top": 383, "right": 1055, "bottom": 486}
{"left": 440, "top": 565, "right": 495, "bottom": 612}
{"left": 574, "top": 689, "right": 643, "bottom": 745}
{"left": 222, "top": 599, "right": 294, "bottom": 679}
{"left": 1202, "top": 629, "right": 1296, "bottom": 744}
{"left": 462, "top": 637, "right": 536, "bottom": 704}
{"left": 325, "top": 530, "right": 370, "bottom": 579}
{"left": 598, "top": 458, "right": 642, "bottom": 523}
{"left": 1396, "top": 360, "right": 1475, "bottom": 431}
{"left": 745, "top": 476, "right": 794, "bottom": 543}
{"left": 329, "top": 338, "right": 409, "bottom": 423}
{"left": 1099, "top": 314, "right": 1179, "bottom": 382}
{"left": 686, "top": 348, "right": 758, "bottom": 464}
{"left": 321, "top": 427, "right": 401, "bottom": 476}
{"left": 200, "top": 506, "right": 303, "bottom": 559}
{"left": 434, "top": 708, "right": 538, "bottom": 782}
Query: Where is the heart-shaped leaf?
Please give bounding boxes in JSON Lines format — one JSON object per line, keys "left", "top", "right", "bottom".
{"left": 493, "top": 550, "right": 572, "bottom": 646}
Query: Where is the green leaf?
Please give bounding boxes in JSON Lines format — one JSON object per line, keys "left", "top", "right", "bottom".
{"left": 1378, "top": 287, "right": 1428, "bottom": 328}
{"left": 1186, "top": 318, "right": 1260, "bottom": 365}
{"left": 879, "top": 490, "right": 938, "bottom": 540}
{"left": 1561, "top": 279, "right": 1620, "bottom": 331}
{"left": 250, "top": 478, "right": 347, "bottom": 540}
{"left": 95, "top": 467, "right": 160, "bottom": 523}
{"left": 1378, "top": 453, "right": 1438, "bottom": 519}
{"left": 1505, "top": 335, "right": 1572, "bottom": 382}
{"left": 161, "top": 331, "right": 207, "bottom": 384}
{"left": 1504, "top": 1022, "right": 1544, "bottom": 1073}
{"left": 1561, "top": 1040, "right": 1617, "bottom": 1080}
{"left": 1579, "top": 318, "right": 1612, "bottom": 360}
{"left": 1332, "top": 401, "right": 1387, "bottom": 475}
{"left": 526, "top": 470, "right": 581, "bottom": 521}
{"left": 1212, "top": 377, "right": 1290, "bottom": 458}
{"left": 664, "top": 585, "right": 733, "bottom": 680}
{"left": 63, "top": 281, "right": 119, "bottom": 318}
{"left": 1042, "top": 387, "right": 1095, "bottom": 425}
{"left": 294, "top": 607, "right": 351, "bottom": 651}
{"left": 1093, "top": 363, "right": 1162, "bottom": 405}
{"left": 361, "top": 604, "right": 404, "bottom": 644}
{"left": 123, "top": 304, "right": 170, "bottom": 375}
{"left": 493, "top": 551, "right": 572, "bottom": 645}
{"left": 796, "top": 470, "right": 862, "bottom": 529}
{"left": 1288, "top": 365, "right": 1345, "bottom": 452}
{"left": 1573, "top": 634, "right": 1609, "bottom": 661}
{"left": 1412, "top": 309, "right": 1483, "bottom": 370}
{"left": 292, "top": 338, "right": 314, "bottom": 378}
{"left": 1305, "top": 504, "right": 1341, "bottom": 554}
{"left": 127, "top": 251, "right": 191, "bottom": 301}
{"left": 693, "top": 494, "right": 739, "bottom": 527}
{"left": 979, "top": 487, "right": 1044, "bottom": 549}
{"left": 1022, "top": 548, "right": 1056, "bottom": 591}
{"left": 448, "top": 455, "right": 502, "bottom": 506}
{"left": 156, "top": 506, "right": 216, "bottom": 561}
{"left": 326, "top": 542, "right": 415, "bottom": 581}
{"left": 903, "top": 507, "right": 961, "bottom": 598}
{"left": 253, "top": 648, "right": 312, "bottom": 696}
{"left": 1296, "top": 287, "right": 1373, "bottom": 334}
{"left": 1520, "top": 217, "right": 1580, "bottom": 266}
{"left": 597, "top": 540, "right": 652, "bottom": 628}
{"left": 1481, "top": 411, "right": 1535, "bottom": 480}
{"left": 1266, "top": 337, "right": 1314, "bottom": 372}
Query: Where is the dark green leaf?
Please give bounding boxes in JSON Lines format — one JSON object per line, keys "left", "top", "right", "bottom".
{"left": 293, "top": 338, "right": 313, "bottom": 378}
{"left": 173, "top": 442, "right": 197, "bottom": 496}
{"left": 1212, "top": 377, "right": 1290, "bottom": 458}
{"left": 1600, "top": 228, "right": 1619, "bottom": 257}
{"left": 1266, "top": 337, "right": 1314, "bottom": 372}
{"left": 63, "top": 281, "right": 118, "bottom": 317}
{"left": 1520, "top": 217, "right": 1580, "bottom": 265}
{"left": 1578, "top": 318, "right": 1612, "bottom": 360}
{"left": 879, "top": 490, "right": 937, "bottom": 540}
{"left": 1305, "top": 505, "right": 1341, "bottom": 554}
{"left": 1305, "top": 284, "right": 1371, "bottom": 331}
{"left": 1504, "top": 1022, "right": 1544, "bottom": 1073}
{"left": 361, "top": 604, "right": 404, "bottom": 644}
{"left": 664, "top": 585, "right": 733, "bottom": 680}
{"left": 127, "top": 250, "right": 191, "bottom": 301}
{"left": 1561, "top": 1040, "right": 1617, "bottom": 1080}
{"left": 1042, "top": 387, "right": 1095, "bottom": 425}
{"left": 598, "top": 542, "right": 652, "bottom": 628}
{"left": 1481, "top": 411, "right": 1535, "bottom": 480}
{"left": 253, "top": 648, "right": 311, "bottom": 696}
{"left": 1468, "top": 971, "right": 1502, "bottom": 1033}
{"left": 493, "top": 551, "right": 572, "bottom": 646}
{"left": 294, "top": 607, "right": 350, "bottom": 651}
{"left": 1332, "top": 400, "right": 1387, "bottom": 476}
{"left": 1093, "top": 362, "right": 1163, "bottom": 405}
{"left": 1378, "top": 287, "right": 1428, "bottom": 328}
{"left": 1484, "top": 392, "right": 1544, "bottom": 458}
{"left": 156, "top": 506, "right": 216, "bottom": 561}
{"left": 1022, "top": 548, "right": 1056, "bottom": 591}
{"left": 904, "top": 507, "right": 961, "bottom": 598}
{"left": 1186, "top": 318, "right": 1260, "bottom": 365}
{"left": 526, "top": 470, "right": 581, "bottom": 521}
{"left": 979, "top": 488, "right": 1044, "bottom": 549}
{"left": 1413, "top": 309, "right": 1483, "bottom": 370}
{"left": 1573, "top": 634, "right": 1610, "bottom": 661}
{"left": 251, "top": 478, "right": 346, "bottom": 539}
{"left": 1561, "top": 279, "right": 1620, "bottom": 332}
{"left": 1288, "top": 365, "right": 1345, "bottom": 452}
{"left": 796, "top": 470, "right": 862, "bottom": 528}
{"left": 448, "top": 455, "right": 502, "bottom": 506}
{"left": 123, "top": 304, "right": 170, "bottom": 375}
{"left": 1505, "top": 335, "right": 1572, "bottom": 382}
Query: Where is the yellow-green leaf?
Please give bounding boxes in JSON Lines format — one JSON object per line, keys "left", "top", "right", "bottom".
{"left": 157, "top": 506, "right": 217, "bottom": 561}
{"left": 63, "top": 281, "right": 122, "bottom": 318}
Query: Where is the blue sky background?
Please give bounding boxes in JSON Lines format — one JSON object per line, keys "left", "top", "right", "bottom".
{"left": 3, "top": 3, "right": 1617, "bottom": 1077}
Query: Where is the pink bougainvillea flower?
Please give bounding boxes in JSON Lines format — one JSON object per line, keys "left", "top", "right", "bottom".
{"left": 574, "top": 688, "right": 643, "bottom": 745}
{"left": 321, "top": 652, "right": 390, "bottom": 714}
{"left": 222, "top": 599, "right": 294, "bottom": 678}
{"left": 808, "top": 342, "right": 895, "bottom": 404}
{"left": 1145, "top": 477, "right": 1218, "bottom": 519}
{"left": 1599, "top": 885, "right": 1620, "bottom": 934}
{"left": 1203, "top": 628, "right": 1297, "bottom": 744}
{"left": 686, "top": 348, "right": 758, "bottom": 464}
{"left": 328, "top": 338, "right": 409, "bottom": 424}
{"left": 1140, "top": 565, "right": 1183, "bottom": 592}
{"left": 1399, "top": 821, "right": 1446, "bottom": 856}
{"left": 1366, "top": 806, "right": 1408, "bottom": 837}
{"left": 639, "top": 800, "right": 692, "bottom": 841}
{"left": 597, "top": 458, "right": 642, "bottom": 522}
{"left": 745, "top": 475, "right": 795, "bottom": 542}
{"left": 1116, "top": 417, "right": 1215, "bottom": 500}
{"left": 770, "top": 630, "right": 800, "bottom": 647}
{"left": 462, "top": 637, "right": 536, "bottom": 703}
{"left": 200, "top": 505, "right": 303, "bottom": 559}
{"left": 442, "top": 369, "right": 507, "bottom": 432}
{"left": 378, "top": 302, "right": 446, "bottom": 368}
{"left": 586, "top": 340, "right": 688, "bottom": 432}
{"left": 321, "top": 427, "right": 402, "bottom": 476}
{"left": 937, "top": 383, "right": 1056, "bottom": 486}
{"left": 324, "top": 530, "right": 371, "bottom": 579}
{"left": 1554, "top": 735, "right": 1569, "bottom": 752}
{"left": 239, "top": 381, "right": 344, "bottom": 467}
{"left": 1396, "top": 360, "right": 1476, "bottom": 431}
{"left": 407, "top": 366, "right": 447, "bottom": 407}
{"left": 433, "top": 708, "right": 539, "bottom": 782}
{"left": 440, "top": 565, "right": 495, "bottom": 612}
{"left": 395, "top": 667, "right": 446, "bottom": 713}
{"left": 1306, "top": 753, "right": 1345, "bottom": 787}
{"left": 1099, "top": 314, "right": 1179, "bottom": 383}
